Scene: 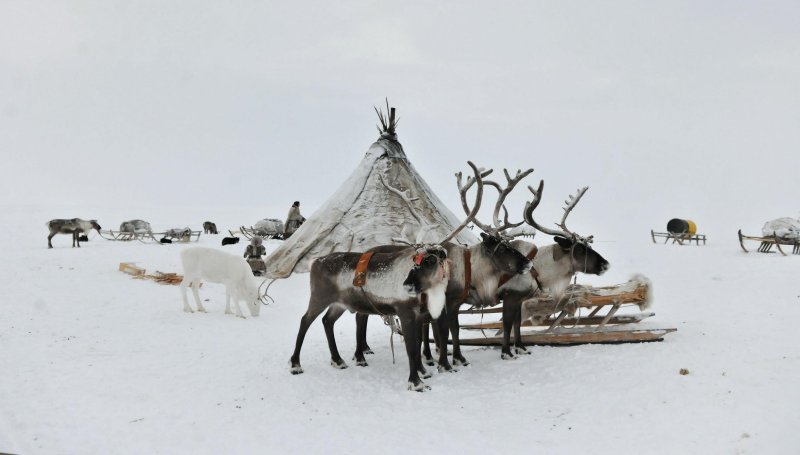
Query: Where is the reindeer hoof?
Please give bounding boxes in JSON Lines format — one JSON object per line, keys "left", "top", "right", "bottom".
{"left": 198, "top": 308, "right": 208, "bottom": 313}
{"left": 330, "top": 360, "right": 348, "bottom": 370}
{"left": 501, "top": 352, "right": 517, "bottom": 360}
{"left": 423, "top": 357, "right": 436, "bottom": 367}
{"left": 407, "top": 381, "right": 431, "bottom": 392}
{"left": 183, "top": 308, "right": 194, "bottom": 313}
{"left": 364, "top": 347, "right": 374, "bottom": 355}
{"left": 452, "top": 358, "right": 470, "bottom": 367}
{"left": 419, "top": 369, "right": 432, "bottom": 379}
{"left": 438, "top": 364, "right": 458, "bottom": 373}
{"left": 289, "top": 364, "right": 304, "bottom": 375}
{"left": 514, "top": 346, "right": 531, "bottom": 355}
{"left": 355, "top": 360, "right": 368, "bottom": 367}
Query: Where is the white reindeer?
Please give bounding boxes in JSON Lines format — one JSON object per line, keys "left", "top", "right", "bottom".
{"left": 180, "top": 247, "right": 261, "bottom": 318}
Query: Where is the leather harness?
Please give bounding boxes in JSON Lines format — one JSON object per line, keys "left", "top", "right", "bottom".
{"left": 352, "top": 251, "right": 376, "bottom": 287}
{"left": 459, "top": 249, "right": 472, "bottom": 302}
{"left": 497, "top": 246, "right": 541, "bottom": 290}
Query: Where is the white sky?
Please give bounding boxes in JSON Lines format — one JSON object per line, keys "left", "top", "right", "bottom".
{"left": 1, "top": 1, "right": 798, "bottom": 238}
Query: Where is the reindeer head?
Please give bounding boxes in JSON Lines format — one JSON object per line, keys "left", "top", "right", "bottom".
{"left": 458, "top": 167, "right": 535, "bottom": 276}
{"left": 90, "top": 220, "right": 102, "bottom": 232}
{"left": 524, "top": 181, "right": 610, "bottom": 277}
{"left": 402, "top": 245, "right": 449, "bottom": 296}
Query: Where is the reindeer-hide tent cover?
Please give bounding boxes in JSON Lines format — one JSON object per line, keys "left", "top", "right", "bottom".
{"left": 264, "top": 136, "right": 478, "bottom": 278}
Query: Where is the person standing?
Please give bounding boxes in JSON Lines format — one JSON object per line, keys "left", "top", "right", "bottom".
{"left": 284, "top": 201, "right": 306, "bottom": 239}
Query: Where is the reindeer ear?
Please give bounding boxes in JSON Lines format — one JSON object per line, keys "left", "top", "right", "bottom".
{"left": 554, "top": 236, "right": 572, "bottom": 250}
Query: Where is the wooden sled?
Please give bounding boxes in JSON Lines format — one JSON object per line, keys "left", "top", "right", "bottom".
{"left": 738, "top": 229, "right": 799, "bottom": 255}
{"left": 99, "top": 229, "right": 159, "bottom": 243}
{"left": 651, "top": 230, "right": 707, "bottom": 245}
{"left": 239, "top": 225, "right": 284, "bottom": 240}
{"left": 458, "top": 279, "right": 676, "bottom": 346}
{"left": 156, "top": 230, "right": 202, "bottom": 243}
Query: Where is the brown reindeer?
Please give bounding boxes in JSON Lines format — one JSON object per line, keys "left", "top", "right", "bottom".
{"left": 356, "top": 166, "right": 536, "bottom": 370}
{"left": 289, "top": 162, "right": 485, "bottom": 392}
{"left": 497, "top": 181, "right": 610, "bottom": 358}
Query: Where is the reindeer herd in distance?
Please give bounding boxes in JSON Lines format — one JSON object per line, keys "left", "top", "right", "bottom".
{"left": 42, "top": 160, "right": 609, "bottom": 392}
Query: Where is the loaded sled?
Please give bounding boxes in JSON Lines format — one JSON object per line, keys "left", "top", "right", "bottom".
{"left": 458, "top": 277, "right": 676, "bottom": 346}
{"left": 651, "top": 218, "right": 706, "bottom": 245}
{"left": 236, "top": 219, "right": 285, "bottom": 240}
{"left": 99, "top": 229, "right": 201, "bottom": 244}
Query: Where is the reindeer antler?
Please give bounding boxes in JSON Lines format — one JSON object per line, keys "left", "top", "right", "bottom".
{"left": 380, "top": 175, "right": 441, "bottom": 244}
{"left": 483, "top": 168, "right": 534, "bottom": 234}
{"left": 557, "top": 187, "right": 589, "bottom": 239}
{"left": 441, "top": 161, "right": 486, "bottom": 245}
{"left": 524, "top": 181, "right": 593, "bottom": 243}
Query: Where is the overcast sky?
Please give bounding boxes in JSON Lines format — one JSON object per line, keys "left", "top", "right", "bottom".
{"left": 1, "top": 1, "right": 798, "bottom": 238}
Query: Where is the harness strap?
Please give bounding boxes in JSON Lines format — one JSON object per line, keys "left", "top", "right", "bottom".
{"left": 498, "top": 246, "right": 540, "bottom": 288}
{"left": 460, "top": 249, "right": 471, "bottom": 302}
{"left": 353, "top": 251, "right": 375, "bottom": 287}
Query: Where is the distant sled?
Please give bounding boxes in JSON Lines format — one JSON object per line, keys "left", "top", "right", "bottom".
{"left": 651, "top": 218, "right": 707, "bottom": 246}
{"left": 738, "top": 229, "right": 800, "bottom": 255}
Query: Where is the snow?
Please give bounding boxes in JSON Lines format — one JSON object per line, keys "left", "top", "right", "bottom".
{"left": 2, "top": 203, "right": 799, "bottom": 454}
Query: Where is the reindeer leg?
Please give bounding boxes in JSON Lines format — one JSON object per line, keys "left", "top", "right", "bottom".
{"left": 415, "top": 319, "right": 432, "bottom": 379}
{"left": 180, "top": 278, "right": 194, "bottom": 313}
{"left": 73, "top": 232, "right": 78, "bottom": 248}
{"left": 398, "top": 310, "right": 428, "bottom": 391}
{"left": 290, "top": 298, "right": 328, "bottom": 375}
{"left": 449, "top": 305, "right": 470, "bottom": 367}
{"left": 421, "top": 321, "right": 435, "bottom": 366}
{"left": 501, "top": 298, "right": 516, "bottom": 360}
{"left": 513, "top": 299, "right": 529, "bottom": 355}
{"left": 193, "top": 282, "right": 206, "bottom": 313}
{"left": 435, "top": 315, "right": 456, "bottom": 372}
{"left": 353, "top": 313, "right": 369, "bottom": 366}
{"left": 322, "top": 306, "right": 348, "bottom": 369}
{"left": 47, "top": 232, "right": 55, "bottom": 249}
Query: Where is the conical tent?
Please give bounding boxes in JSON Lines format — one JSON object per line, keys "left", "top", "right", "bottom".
{"left": 264, "top": 115, "right": 478, "bottom": 278}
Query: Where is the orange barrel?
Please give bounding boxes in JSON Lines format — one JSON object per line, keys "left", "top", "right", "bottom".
{"left": 667, "top": 218, "right": 697, "bottom": 234}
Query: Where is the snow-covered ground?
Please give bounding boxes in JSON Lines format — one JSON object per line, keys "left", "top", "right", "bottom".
{"left": 2, "top": 204, "right": 799, "bottom": 454}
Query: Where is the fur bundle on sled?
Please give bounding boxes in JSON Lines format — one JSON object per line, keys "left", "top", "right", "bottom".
{"left": 521, "top": 274, "right": 653, "bottom": 324}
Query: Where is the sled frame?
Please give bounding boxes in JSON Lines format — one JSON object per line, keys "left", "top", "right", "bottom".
{"left": 651, "top": 230, "right": 706, "bottom": 245}
{"left": 738, "top": 229, "right": 799, "bottom": 255}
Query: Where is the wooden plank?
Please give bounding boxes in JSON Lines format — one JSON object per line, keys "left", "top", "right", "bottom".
{"left": 460, "top": 312, "right": 655, "bottom": 330}
{"left": 119, "top": 262, "right": 145, "bottom": 276}
{"left": 456, "top": 328, "right": 677, "bottom": 346}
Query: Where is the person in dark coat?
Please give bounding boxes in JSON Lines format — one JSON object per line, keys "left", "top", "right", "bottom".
{"left": 283, "top": 201, "right": 306, "bottom": 239}
{"left": 244, "top": 236, "right": 266, "bottom": 276}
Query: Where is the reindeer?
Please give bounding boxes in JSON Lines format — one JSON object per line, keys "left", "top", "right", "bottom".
{"left": 355, "top": 166, "right": 536, "bottom": 370}
{"left": 497, "top": 181, "right": 610, "bottom": 358}
{"left": 289, "top": 163, "right": 486, "bottom": 392}
{"left": 203, "top": 221, "right": 218, "bottom": 234}
{"left": 46, "top": 218, "right": 101, "bottom": 248}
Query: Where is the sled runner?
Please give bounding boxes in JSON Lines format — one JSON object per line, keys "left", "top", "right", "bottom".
{"left": 738, "top": 229, "right": 800, "bottom": 255}
{"left": 458, "top": 278, "right": 676, "bottom": 346}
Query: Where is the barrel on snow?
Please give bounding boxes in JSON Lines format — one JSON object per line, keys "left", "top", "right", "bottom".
{"left": 666, "top": 218, "right": 697, "bottom": 235}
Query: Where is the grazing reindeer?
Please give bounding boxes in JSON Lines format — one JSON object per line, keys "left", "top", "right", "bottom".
{"left": 290, "top": 162, "right": 485, "bottom": 391}
{"left": 497, "top": 181, "right": 610, "bottom": 358}
{"left": 180, "top": 247, "right": 263, "bottom": 318}
{"left": 46, "top": 218, "right": 101, "bottom": 248}
{"left": 203, "top": 221, "right": 218, "bottom": 234}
